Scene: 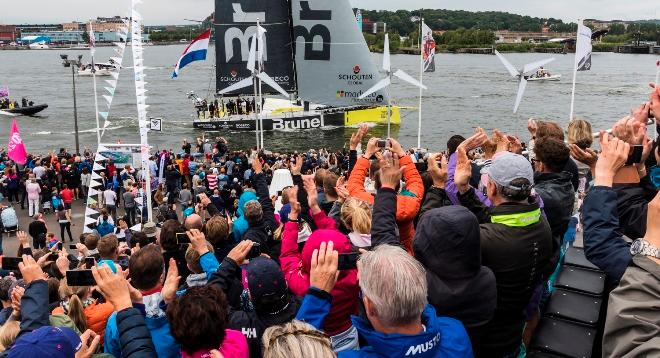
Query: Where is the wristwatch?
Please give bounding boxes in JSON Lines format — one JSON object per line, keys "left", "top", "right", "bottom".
{"left": 630, "top": 239, "right": 660, "bottom": 258}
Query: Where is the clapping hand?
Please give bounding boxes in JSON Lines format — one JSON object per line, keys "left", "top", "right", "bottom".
{"left": 187, "top": 229, "right": 209, "bottom": 256}
{"left": 19, "top": 255, "right": 45, "bottom": 284}
{"left": 594, "top": 133, "right": 630, "bottom": 187}
{"left": 226, "top": 240, "right": 254, "bottom": 265}
{"left": 454, "top": 146, "right": 472, "bottom": 194}
{"left": 428, "top": 153, "right": 448, "bottom": 189}
{"left": 290, "top": 155, "right": 303, "bottom": 175}
{"left": 303, "top": 176, "right": 319, "bottom": 212}
{"left": 309, "top": 241, "right": 339, "bottom": 294}
{"left": 91, "top": 265, "right": 132, "bottom": 311}
{"left": 350, "top": 124, "right": 369, "bottom": 150}
{"left": 335, "top": 176, "right": 349, "bottom": 204}
{"left": 161, "top": 258, "right": 181, "bottom": 305}
{"left": 287, "top": 186, "right": 301, "bottom": 220}
{"left": 378, "top": 153, "right": 405, "bottom": 189}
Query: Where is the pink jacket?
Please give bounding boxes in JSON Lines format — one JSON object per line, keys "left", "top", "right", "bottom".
{"left": 280, "top": 210, "right": 359, "bottom": 336}
{"left": 182, "top": 329, "right": 248, "bottom": 358}
{"left": 26, "top": 182, "right": 41, "bottom": 200}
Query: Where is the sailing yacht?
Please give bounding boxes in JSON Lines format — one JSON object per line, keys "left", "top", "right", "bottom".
{"left": 190, "top": 0, "right": 400, "bottom": 131}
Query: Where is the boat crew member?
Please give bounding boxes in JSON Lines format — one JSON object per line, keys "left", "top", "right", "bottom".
{"left": 21, "top": 98, "right": 27, "bottom": 107}
{"left": 237, "top": 97, "right": 243, "bottom": 115}
{"left": 209, "top": 102, "right": 215, "bottom": 119}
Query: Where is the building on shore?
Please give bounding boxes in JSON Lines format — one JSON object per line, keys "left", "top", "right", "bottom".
{"left": 495, "top": 30, "right": 575, "bottom": 44}
{"left": 0, "top": 25, "right": 18, "bottom": 42}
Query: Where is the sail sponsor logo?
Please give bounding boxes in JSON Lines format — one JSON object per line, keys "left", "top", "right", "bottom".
{"left": 336, "top": 90, "right": 384, "bottom": 103}
{"left": 337, "top": 65, "right": 375, "bottom": 85}
{"left": 293, "top": 1, "right": 332, "bottom": 61}
{"left": 272, "top": 116, "right": 324, "bottom": 130}
{"left": 353, "top": 65, "right": 361, "bottom": 74}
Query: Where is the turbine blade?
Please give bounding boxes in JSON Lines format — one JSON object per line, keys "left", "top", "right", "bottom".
{"left": 495, "top": 50, "right": 520, "bottom": 77}
{"left": 218, "top": 77, "right": 253, "bottom": 95}
{"left": 393, "top": 69, "right": 427, "bottom": 90}
{"left": 383, "top": 33, "right": 390, "bottom": 72}
{"left": 359, "top": 77, "right": 391, "bottom": 99}
{"left": 523, "top": 58, "right": 555, "bottom": 74}
{"left": 257, "top": 24, "right": 266, "bottom": 62}
{"left": 513, "top": 78, "right": 528, "bottom": 113}
{"left": 247, "top": 34, "right": 257, "bottom": 73}
{"left": 257, "top": 72, "right": 290, "bottom": 98}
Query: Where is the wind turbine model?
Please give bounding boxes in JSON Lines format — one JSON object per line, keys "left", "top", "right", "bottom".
{"left": 494, "top": 50, "right": 555, "bottom": 113}
{"left": 360, "top": 34, "right": 427, "bottom": 138}
{"left": 218, "top": 21, "right": 289, "bottom": 149}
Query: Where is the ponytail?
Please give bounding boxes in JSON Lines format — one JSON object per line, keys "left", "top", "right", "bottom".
{"left": 59, "top": 279, "right": 89, "bottom": 333}
{"left": 340, "top": 198, "right": 372, "bottom": 234}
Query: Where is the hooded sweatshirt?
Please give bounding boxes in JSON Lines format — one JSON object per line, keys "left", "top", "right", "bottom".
{"left": 232, "top": 191, "right": 258, "bottom": 241}
{"left": 414, "top": 206, "right": 497, "bottom": 349}
{"left": 280, "top": 226, "right": 359, "bottom": 336}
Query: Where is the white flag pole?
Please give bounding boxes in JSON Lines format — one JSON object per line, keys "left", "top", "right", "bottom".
{"left": 90, "top": 21, "right": 101, "bottom": 145}
{"left": 417, "top": 18, "right": 424, "bottom": 149}
{"left": 568, "top": 20, "right": 581, "bottom": 123}
{"left": 655, "top": 60, "right": 659, "bottom": 84}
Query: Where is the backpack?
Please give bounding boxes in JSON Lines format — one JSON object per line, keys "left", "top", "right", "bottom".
{"left": 97, "top": 220, "right": 114, "bottom": 237}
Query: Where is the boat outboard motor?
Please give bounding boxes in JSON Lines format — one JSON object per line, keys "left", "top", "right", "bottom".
{"left": 304, "top": 101, "right": 310, "bottom": 112}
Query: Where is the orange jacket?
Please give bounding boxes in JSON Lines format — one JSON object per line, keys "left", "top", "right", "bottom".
{"left": 52, "top": 301, "right": 115, "bottom": 344}
{"left": 347, "top": 155, "right": 423, "bottom": 252}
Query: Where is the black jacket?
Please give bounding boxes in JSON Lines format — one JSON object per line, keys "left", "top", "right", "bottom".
{"left": 414, "top": 204, "right": 497, "bottom": 351}
{"left": 28, "top": 220, "right": 47, "bottom": 242}
{"left": 613, "top": 175, "right": 657, "bottom": 239}
{"left": 243, "top": 172, "right": 280, "bottom": 260}
{"left": 116, "top": 307, "right": 158, "bottom": 357}
{"left": 370, "top": 187, "right": 401, "bottom": 248}
{"left": 534, "top": 171, "right": 575, "bottom": 268}
{"left": 458, "top": 188, "right": 553, "bottom": 357}
{"left": 208, "top": 257, "right": 299, "bottom": 358}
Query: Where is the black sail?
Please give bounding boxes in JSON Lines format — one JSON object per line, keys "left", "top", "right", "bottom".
{"left": 215, "top": 0, "right": 296, "bottom": 95}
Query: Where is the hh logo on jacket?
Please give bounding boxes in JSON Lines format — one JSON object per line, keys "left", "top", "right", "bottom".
{"left": 241, "top": 327, "right": 257, "bottom": 339}
{"left": 405, "top": 333, "right": 441, "bottom": 356}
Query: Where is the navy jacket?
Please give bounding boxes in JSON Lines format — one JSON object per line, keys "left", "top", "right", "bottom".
{"left": 296, "top": 287, "right": 473, "bottom": 357}
{"left": 583, "top": 186, "right": 632, "bottom": 281}
{"left": 116, "top": 307, "right": 158, "bottom": 357}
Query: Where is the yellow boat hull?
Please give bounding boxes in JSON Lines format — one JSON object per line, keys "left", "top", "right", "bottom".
{"left": 345, "top": 106, "right": 401, "bottom": 126}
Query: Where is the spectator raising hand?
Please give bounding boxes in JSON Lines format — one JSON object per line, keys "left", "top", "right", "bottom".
{"left": 454, "top": 146, "right": 472, "bottom": 193}
{"left": 428, "top": 153, "right": 448, "bottom": 189}
{"left": 379, "top": 152, "right": 404, "bottom": 189}
{"left": 161, "top": 258, "right": 181, "bottom": 305}
{"left": 309, "top": 241, "right": 339, "bottom": 294}
{"left": 226, "top": 240, "right": 254, "bottom": 265}
{"left": 19, "top": 255, "right": 45, "bottom": 284}
{"left": 287, "top": 186, "right": 301, "bottom": 220}
{"left": 594, "top": 133, "right": 631, "bottom": 187}
{"left": 91, "top": 265, "right": 133, "bottom": 311}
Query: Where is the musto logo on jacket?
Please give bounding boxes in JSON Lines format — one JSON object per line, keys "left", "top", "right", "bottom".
{"left": 405, "top": 333, "right": 441, "bottom": 356}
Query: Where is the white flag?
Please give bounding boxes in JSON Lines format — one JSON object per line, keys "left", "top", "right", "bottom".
{"left": 421, "top": 21, "right": 436, "bottom": 73}
{"left": 575, "top": 21, "right": 592, "bottom": 72}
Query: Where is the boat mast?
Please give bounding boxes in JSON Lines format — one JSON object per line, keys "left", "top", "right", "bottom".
{"left": 258, "top": 19, "right": 265, "bottom": 150}
{"left": 90, "top": 21, "right": 101, "bottom": 145}
{"left": 417, "top": 13, "right": 424, "bottom": 148}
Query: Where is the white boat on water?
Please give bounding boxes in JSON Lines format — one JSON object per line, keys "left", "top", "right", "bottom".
{"left": 526, "top": 74, "right": 562, "bottom": 82}
{"left": 77, "top": 62, "right": 120, "bottom": 77}
{"left": 28, "top": 42, "right": 49, "bottom": 50}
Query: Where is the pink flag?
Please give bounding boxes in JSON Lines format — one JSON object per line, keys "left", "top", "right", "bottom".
{"left": 8, "top": 119, "right": 27, "bottom": 165}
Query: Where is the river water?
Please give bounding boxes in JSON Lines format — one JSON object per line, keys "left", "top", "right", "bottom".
{"left": 0, "top": 45, "right": 657, "bottom": 153}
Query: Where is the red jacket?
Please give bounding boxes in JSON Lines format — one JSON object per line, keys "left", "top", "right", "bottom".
{"left": 60, "top": 188, "right": 74, "bottom": 204}
{"left": 347, "top": 155, "right": 424, "bottom": 253}
{"left": 280, "top": 211, "right": 359, "bottom": 336}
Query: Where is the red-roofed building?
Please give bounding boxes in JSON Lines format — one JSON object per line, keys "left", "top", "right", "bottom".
{"left": 0, "top": 25, "right": 18, "bottom": 42}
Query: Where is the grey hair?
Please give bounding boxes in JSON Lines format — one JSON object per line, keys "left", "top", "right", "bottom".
{"left": 357, "top": 245, "right": 427, "bottom": 326}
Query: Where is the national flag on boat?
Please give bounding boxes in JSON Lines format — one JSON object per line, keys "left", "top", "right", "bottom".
{"left": 88, "top": 22, "right": 96, "bottom": 57}
{"left": 422, "top": 21, "right": 436, "bottom": 72}
{"left": 0, "top": 86, "right": 8, "bottom": 98}
{"left": 172, "top": 29, "right": 212, "bottom": 78}
{"left": 575, "top": 21, "right": 592, "bottom": 71}
{"left": 7, "top": 119, "right": 27, "bottom": 165}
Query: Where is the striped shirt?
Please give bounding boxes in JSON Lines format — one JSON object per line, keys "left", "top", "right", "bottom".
{"left": 207, "top": 174, "right": 218, "bottom": 190}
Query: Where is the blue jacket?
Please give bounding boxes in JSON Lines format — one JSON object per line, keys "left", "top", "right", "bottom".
{"left": 105, "top": 303, "right": 180, "bottom": 358}
{"left": 583, "top": 186, "right": 632, "bottom": 281}
{"left": 232, "top": 191, "right": 258, "bottom": 241}
{"left": 115, "top": 307, "right": 157, "bottom": 357}
{"left": 297, "top": 287, "right": 473, "bottom": 358}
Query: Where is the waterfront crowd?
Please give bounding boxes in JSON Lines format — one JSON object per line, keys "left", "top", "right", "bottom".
{"left": 0, "top": 84, "right": 657, "bottom": 358}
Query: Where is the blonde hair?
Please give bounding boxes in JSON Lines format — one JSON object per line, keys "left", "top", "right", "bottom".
{"left": 59, "top": 278, "right": 90, "bottom": 333}
{"left": 0, "top": 320, "right": 19, "bottom": 351}
{"left": 340, "top": 198, "right": 372, "bottom": 234}
{"left": 567, "top": 119, "right": 593, "bottom": 149}
{"left": 262, "top": 320, "right": 335, "bottom": 358}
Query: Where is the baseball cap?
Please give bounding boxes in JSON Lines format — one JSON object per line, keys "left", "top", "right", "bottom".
{"left": 142, "top": 221, "right": 158, "bottom": 238}
{"left": 246, "top": 257, "right": 289, "bottom": 312}
{"left": 482, "top": 152, "right": 534, "bottom": 190}
{"left": 8, "top": 326, "right": 81, "bottom": 358}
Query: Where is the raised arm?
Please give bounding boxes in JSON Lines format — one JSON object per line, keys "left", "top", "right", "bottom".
{"left": 370, "top": 154, "right": 405, "bottom": 248}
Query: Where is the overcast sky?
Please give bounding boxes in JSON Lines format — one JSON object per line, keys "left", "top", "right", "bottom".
{"left": 0, "top": 0, "right": 657, "bottom": 25}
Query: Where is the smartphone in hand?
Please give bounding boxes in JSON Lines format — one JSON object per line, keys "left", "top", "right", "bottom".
{"left": 338, "top": 253, "right": 360, "bottom": 270}
{"left": 1, "top": 257, "right": 22, "bottom": 271}
{"left": 66, "top": 270, "right": 96, "bottom": 286}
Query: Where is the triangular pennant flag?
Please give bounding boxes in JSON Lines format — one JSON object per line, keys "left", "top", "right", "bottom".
{"left": 94, "top": 152, "right": 107, "bottom": 161}
{"left": 91, "top": 171, "right": 102, "bottom": 180}
{"left": 85, "top": 216, "right": 97, "bottom": 226}
{"left": 89, "top": 179, "right": 102, "bottom": 188}
{"left": 129, "top": 223, "right": 142, "bottom": 232}
{"left": 104, "top": 87, "right": 115, "bottom": 96}
{"left": 88, "top": 187, "right": 99, "bottom": 196}
{"left": 104, "top": 120, "right": 112, "bottom": 128}
{"left": 102, "top": 95, "right": 113, "bottom": 105}
{"left": 99, "top": 111, "right": 109, "bottom": 120}
{"left": 105, "top": 79, "right": 117, "bottom": 87}
{"left": 110, "top": 72, "right": 119, "bottom": 80}
{"left": 87, "top": 196, "right": 97, "bottom": 205}
{"left": 85, "top": 207, "right": 99, "bottom": 216}
{"left": 93, "top": 163, "right": 105, "bottom": 171}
